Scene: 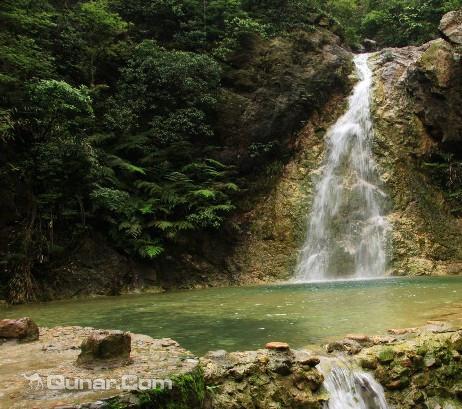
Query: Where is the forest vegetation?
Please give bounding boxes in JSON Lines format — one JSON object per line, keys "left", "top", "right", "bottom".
{"left": 1, "top": 0, "right": 461, "bottom": 303}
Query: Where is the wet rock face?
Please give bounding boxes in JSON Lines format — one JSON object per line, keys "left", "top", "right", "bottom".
{"left": 76, "top": 330, "right": 132, "bottom": 368}
{"left": 189, "top": 28, "right": 353, "bottom": 284}
{"left": 215, "top": 29, "right": 352, "bottom": 174}
{"left": 201, "top": 348, "right": 326, "bottom": 409}
{"left": 363, "top": 38, "right": 378, "bottom": 51}
{"left": 370, "top": 11, "right": 462, "bottom": 277}
{"left": 439, "top": 9, "right": 462, "bottom": 45}
{"left": 407, "top": 39, "right": 462, "bottom": 147}
{"left": 0, "top": 317, "right": 39, "bottom": 341}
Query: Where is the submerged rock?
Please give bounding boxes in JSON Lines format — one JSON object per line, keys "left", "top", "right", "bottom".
{"left": 0, "top": 317, "right": 39, "bottom": 341}
{"left": 345, "top": 334, "right": 374, "bottom": 347}
{"left": 388, "top": 328, "right": 418, "bottom": 336}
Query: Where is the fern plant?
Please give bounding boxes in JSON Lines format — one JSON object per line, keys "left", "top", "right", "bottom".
{"left": 90, "top": 40, "right": 238, "bottom": 259}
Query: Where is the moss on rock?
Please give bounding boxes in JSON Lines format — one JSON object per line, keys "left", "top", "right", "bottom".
{"left": 354, "top": 329, "right": 462, "bottom": 409}
{"left": 105, "top": 367, "right": 206, "bottom": 409}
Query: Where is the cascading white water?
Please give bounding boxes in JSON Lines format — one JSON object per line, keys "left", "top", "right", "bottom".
{"left": 320, "top": 360, "right": 389, "bottom": 409}
{"left": 295, "top": 54, "right": 389, "bottom": 282}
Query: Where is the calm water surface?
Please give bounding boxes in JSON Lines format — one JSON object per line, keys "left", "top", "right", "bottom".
{"left": 2, "top": 277, "right": 462, "bottom": 355}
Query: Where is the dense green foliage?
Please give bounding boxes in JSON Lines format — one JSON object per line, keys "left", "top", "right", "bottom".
{"left": 1, "top": 0, "right": 460, "bottom": 303}
{"left": 1, "top": 0, "right": 323, "bottom": 302}
{"left": 323, "top": 0, "right": 462, "bottom": 46}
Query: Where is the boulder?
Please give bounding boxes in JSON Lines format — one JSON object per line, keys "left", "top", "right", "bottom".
{"left": 0, "top": 317, "right": 39, "bottom": 341}
{"left": 326, "top": 339, "right": 362, "bottom": 355}
{"left": 293, "top": 350, "right": 321, "bottom": 367}
{"left": 377, "top": 347, "right": 395, "bottom": 363}
{"left": 200, "top": 348, "right": 327, "bottom": 409}
{"left": 449, "top": 331, "right": 462, "bottom": 352}
{"left": 363, "top": 38, "right": 378, "bottom": 51}
{"left": 359, "top": 355, "right": 378, "bottom": 370}
{"left": 76, "top": 330, "right": 132, "bottom": 367}
{"left": 439, "top": 9, "right": 462, "bottom": 45}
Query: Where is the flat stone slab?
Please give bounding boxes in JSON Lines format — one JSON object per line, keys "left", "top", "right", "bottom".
{"left": 0, "top": 326, "right": 198, "bottom": 409}
{"left": 265, "top": 341, "right": 290, "bottom": 351}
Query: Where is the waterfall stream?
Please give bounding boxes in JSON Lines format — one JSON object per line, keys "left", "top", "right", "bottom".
{"left": 320, "top": 359, "right": 389, "bottom": 409}
{"left": 295, "top": 54, "right": 390, "bottom": 282}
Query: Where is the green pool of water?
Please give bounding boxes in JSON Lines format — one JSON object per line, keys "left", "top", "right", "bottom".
{"left": 2, "top": 276, "right": 462, "bottom": 355}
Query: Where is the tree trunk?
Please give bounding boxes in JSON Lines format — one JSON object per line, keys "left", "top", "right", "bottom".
{"left": 6, "top": 260, "right": 37, "bottom": 304}
{"left": 6, "top": 197, "right": 39, "bottom": 304}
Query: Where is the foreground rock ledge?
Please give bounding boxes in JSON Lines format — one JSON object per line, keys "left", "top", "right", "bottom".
{"left": 3, "top": 322, "right": 462, "bottom": 409}
{"left": 0, "top": 326, "right": 201, "bottom": 409}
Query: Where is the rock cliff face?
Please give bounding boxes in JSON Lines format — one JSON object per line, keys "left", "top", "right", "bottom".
{"left": 224, "top": 9, "right": 462, "bottom": 281}
{"left": 225, "top": 93, "right": 350, "bottom": 282}
{"left": 217, "top": 27, "right": 354, "bottom": 282}
{"left": 370, "top": 9, "right": 462, "bottom": 276}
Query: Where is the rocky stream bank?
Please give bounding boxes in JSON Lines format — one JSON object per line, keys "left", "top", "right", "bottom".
{"left": 2, "top": 315, "right": 462, "bottom": 409}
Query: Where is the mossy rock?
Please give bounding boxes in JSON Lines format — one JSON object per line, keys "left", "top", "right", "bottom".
{"left": 377, "top": 348, "right": 395, "bottom": 364}
{"left": 359, "top": 355, "right": 378, "bottom": 370}
{"left": 106, "top": 367, "right": 206, "bottom": 409}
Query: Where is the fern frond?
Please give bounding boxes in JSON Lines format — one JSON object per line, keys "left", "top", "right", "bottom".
{"left": 139, "top": 244, "right": 164, "bottom": 258}
{"left": 136, "top": 180, "right": 162, "bottom": 195}
{"left": 223, "top": 182, "right": 239, "bottom": 191}
{"left": 192, "top": 189, "right": 216, "bottom": 199}
{"left": 107, "top": 154, "right": 146, "bottom": 175}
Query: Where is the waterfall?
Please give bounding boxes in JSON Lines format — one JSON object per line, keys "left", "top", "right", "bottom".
{"left": 320, "top": 360, "right": 389, "bottom": 409}
{"left": 295, "top": 54, "right": 389, "bottom": 282}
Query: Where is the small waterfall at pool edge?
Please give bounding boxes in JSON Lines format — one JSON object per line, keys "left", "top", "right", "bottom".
{"left": 295, "top": 54, "right": 390, "bottom": 282}
{"left": 319, "top": 359, "right": 389, "bottom": 409}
